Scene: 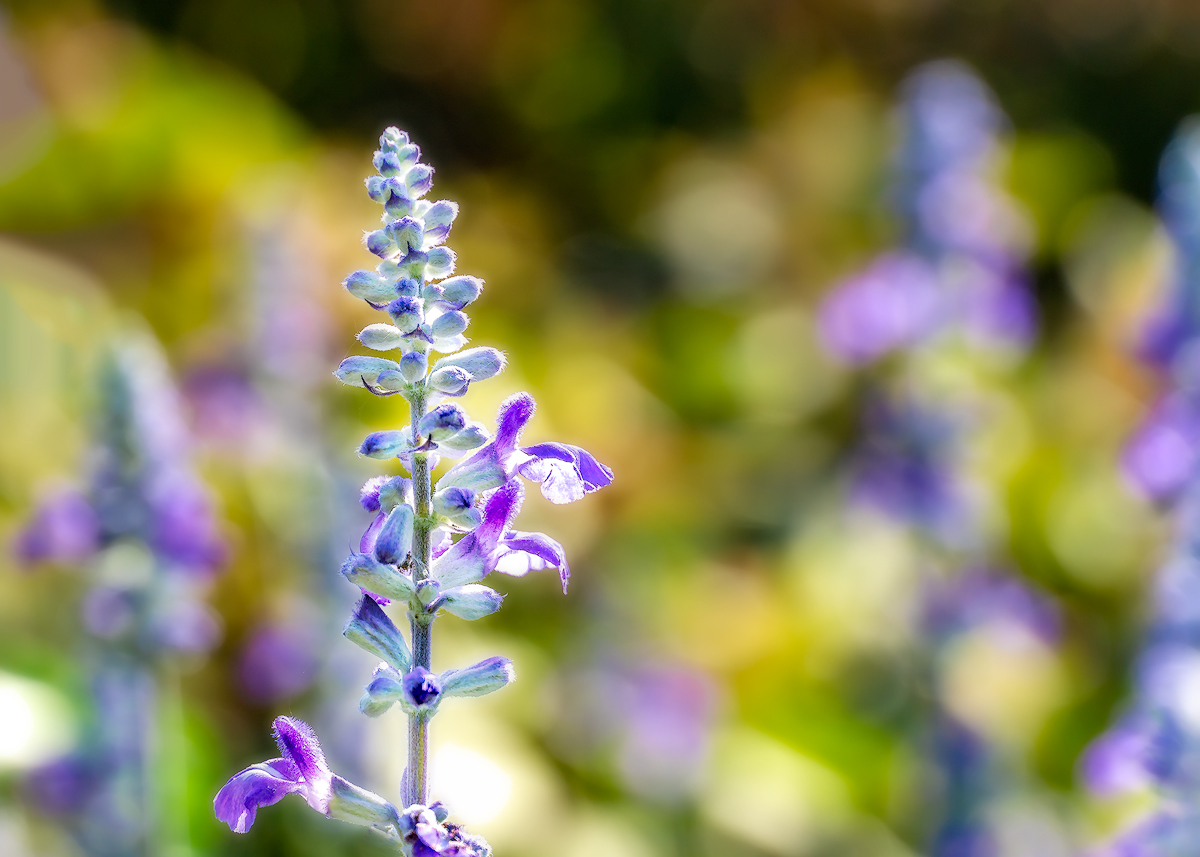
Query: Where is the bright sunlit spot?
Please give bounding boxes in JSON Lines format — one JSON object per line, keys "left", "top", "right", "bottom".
{"left": 0, "top": 687, "right": 34, "bottom": 761}
{"left": 431, "top": 744, "right": 513, "bottom": 825}
{"left": 0, "top": 673, "right": 73, "bottom": 768}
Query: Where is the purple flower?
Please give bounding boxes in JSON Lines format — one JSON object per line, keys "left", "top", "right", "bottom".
{"left": 1081, "top": 722, "right": 1153, "bottom": 796}
{"left": 818, "top": 253, "right": 942, "bottom": 364}
{"left": 438, "top": 393, "right": 613, "bottom": 504}
{"left": 397, "top": 804, "right": 492, "bottom": 856}
{"left": 215, "top": 717, "right": 333, "bottom": 833}
{"left": 215, "top": 717, "right": 397, "bottom": 834}
{"left": 14, "top": 489, "right": 99, "bottom": 565}
{"left": 238, "top": 624, "right": 320, "bottom": 704}
{"left": 1122, "top": 393, "right": 1200, "bottom": 503}
{"left": 402, "top": 667, "right": 443, "bottom": 709}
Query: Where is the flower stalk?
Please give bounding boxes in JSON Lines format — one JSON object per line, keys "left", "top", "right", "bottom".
{"left": 214, "top": 127, "right": 612, "bottom": 855}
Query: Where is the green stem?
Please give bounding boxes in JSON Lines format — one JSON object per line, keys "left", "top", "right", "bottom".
{"left": 406, "top": 384, "right": 433, "bottom": 808}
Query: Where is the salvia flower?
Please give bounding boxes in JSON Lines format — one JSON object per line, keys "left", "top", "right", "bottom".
{"left": 215, "top": 127, "right": 611, "bottom": 851}
{"left": 16, "top": 336, "right": 227, "bottom": 855}
{"left": 1084, "top": 119, "right": 1200, "bottom": 855}
{"left": 818, "top": 63, "right": 1059, "bottom": 854}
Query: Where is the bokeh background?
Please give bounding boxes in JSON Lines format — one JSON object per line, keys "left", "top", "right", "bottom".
{"left": 2, "top": 1, "right": 1199, "bottom": 855}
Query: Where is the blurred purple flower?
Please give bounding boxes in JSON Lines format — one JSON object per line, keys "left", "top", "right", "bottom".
{"left": 1081, "top": 721, "right": 1154, "bottom": 797}
{"left": 239, "top": 624, "right": 320, "bottom": 704}
{"left": 818, "top": 253, "right": 942, "bottom": 364}
{"left": 615, "top": 664, "right": 717, "bottom": 802}
{"left": 14, "top": 489, "right": 99, "bottom": 565}
{"left": 183, "top": 365, "right": 264, "bottom": 448}
{"left": 1123, "top": 393, "right": 1200, "bottom": 503}
{"left": 923, "top": 569, "right": 1061, "bottom": 646}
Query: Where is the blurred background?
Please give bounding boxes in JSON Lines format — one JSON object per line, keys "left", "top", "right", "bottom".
{"left": 2, "top": 0, "right": 1199, "bottom": 855}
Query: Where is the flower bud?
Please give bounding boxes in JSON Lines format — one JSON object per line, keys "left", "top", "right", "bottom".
{"left": 430, "top": 311, "right": 468, "bottom": 339}
{"left": 400, "top": 350, "right": 428, "bottom": 382}
{"left": 432, "top": 334, "right": 468, "bottom": 355}
{"left": 387, "top": 296, "right": 423, "bottom": 331}
{"left": 374, "top": 370, "right": 406, "bottom": 392}
{"left": 387, "top": 217, "right": 424, "bottom": 254}
{"left": 433, "top": 347, "right": 506, "bottom": 382}
{"left": 402, "top": 667, "right": 443, "bottom": 709}
{"left": 429, "top": 366, "right": 470, "bottom": 396}
{"left": 373, "top": 504, "right": 414, "bottom": 566}
{"left": 406, "top": 164, "right": 434, "bottom": 197}
{"left": 417, "top": 403, "right": 466, "bottom": 441}
{"left": 342, "top": 552, "right": 416, "bottom": 603}
{"left": 365, "top": 174, "right": 388, "bottom": 202}
{"left": 365, "top": 229, "right": 396, "bottom": 258}
{"left": 378, "top": 477, "right": 412, "bottom": 512}
{"left": 430, "top": 801, "right": 450, "bottom": 823}
{"left": 433, "top": 487, "right": 477, "bottom": 517}
{"left": 396, "top": 143, "right": 421, "bottom": 168}
{"left": 397, "top": 249, "right": 429, "bottom": 278}
{"left": 327, "top": 775, "right": 400, "bottom": 829}
{"left": 422, "top": 200, "right": 459, "bottom": 245}
{"left": 357, "top": 323, "right": 405, "bottom": 351}
{"left": 343, "top": 593, "right": 411, "bottom": 671}
{"left": 440, "top": 655, "right": 514, "bottom": 696}
{"left": 373, "top": 150, "right": 403, "bottom": 176}
{"left": 439, "top": 276, "right": 483, "bottom": 308}
{"left": 438, "top": 423, "right": 489, "bottom": 453}
{"left": 395, "top": 277, "right": 421, "bottom": 298}
{"left": 439, "top": 586, "right": 504, "bottom": 621}
{"left": 343, "top": 270, "right": 396, "bottom": 303}
{"left": 380, "top": 127, "right": 408, "bottom": 151}
{"left": 335, "top": 356, "right": 402, "bottom": 387}
{"left": 382, "top": 179, "right": 412, "bottom": 218}
{"left": 425, "top": 246, "right": 456, "bottom": 279}
{"left": 359, "top": 430, "right": 413, "bottom": 459}
{"left": 416, "top": 579, "right": 440, "bottom": 606}
{"left": 360, "top": 664, "right": 404, "bottom": 717}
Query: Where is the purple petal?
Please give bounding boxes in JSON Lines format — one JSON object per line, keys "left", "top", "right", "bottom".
{"left": 359, "top": 510, "right": 386, "bottom": 554}
{"left": 214, "top": 758, "right": 302, "bottom": 833}
{"left": 495, "top": 392, "right": 536, "bottom": 452}
{"left": 519, "top": 442, "right": 613, "bottom": 503}
{"left": 272, "top": 717, "right": 327, "bottom": 786}
{"left": 495, "top": 530, "right": 570, "bottom": 593}
{"left": 15, "top": 489, "right": 99, "bottom": 566}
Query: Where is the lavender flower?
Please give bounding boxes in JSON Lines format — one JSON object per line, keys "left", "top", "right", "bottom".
{"left": 1085, "top": 119, "right": 1200, "bottom": 855}
{"left": 819, "top": 61, "right": 1035, "bottom": 364}
{"left": 214, "top": 127, "right": 612, "bottom": 853}
{"left": 818, "top": 63, "right": 1056, "bottom": 854}
{"left": 16, "top": 336, "right": 226, "bottom": 855}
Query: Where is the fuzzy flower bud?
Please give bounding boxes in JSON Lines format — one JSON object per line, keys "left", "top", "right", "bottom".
{"left": 343, "top": 270, "right": 395, "bottom": 304}
{"left": 406, "top": 164, "right": 434, "bottom": 197}
{"left": 357, "top": 324, "right": 405, "bottom": 351}
{"left": 439, "top": 275, "right": 483, "bottom": 308}
{"left": 400, "top": 351, "right": 428, "bottom": 382}
{"left": 402, "top": 667, "right": 443, "bottom": 710}
{"left": 418, "top": 404, "right": 467, "bottom": 442}
{"left": 429, "top": 366, "right": 471, "bottom": 396}
{"left": 440, "top": 656, "right": 515, "bottom": 697}
{"left": 388, "top": 217, "right": 424, "bottom": 254}
{"left": 430, "top": 311, "right": 469, "bottom": 340}
{"left": 387, "top": 296, "right": 423, "bottom": 331}
{"left": 365, "top": 229, "right": 396, "bottom": 258}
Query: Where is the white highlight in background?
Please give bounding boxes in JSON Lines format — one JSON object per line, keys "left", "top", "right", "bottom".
{"left": 431, "top": 744, "right": 513, "bottom": 825}
{"left": 0, "top": 672, "right": 74, "bottom": 768}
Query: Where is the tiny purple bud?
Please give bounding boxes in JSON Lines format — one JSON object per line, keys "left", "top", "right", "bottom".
{"left": 383, "top": 178, "right": 413, "bottom": 218}
{"left": 402, "top": 666, "right": 443, "bottom": 709}
{"left": 395, "top": 277, "right": 421, "bottom": 298}
{"left": 359, "top": 430, "right": 412, "bottom": 459}
{"left": 429, "top": 366, "right": 471, "bottom": 396}
{"left": 425, "top": 246, "right": 456, "bottom": 279}
{"left": 439, "top": 275, "right": 483, "bottom": 308}
{"left": 388, "top": 296, "right": 423, "bottom": 331}
{"left": 418, "top": 403, "right": 467, "bottom": 441}
{"left": 440, "top": 655, "right": 514, "bottom": 696}
{"left": 422, "top": 200, "right": 459, "bottom": 245}
{"left": 343, "top": 270, "right": 396, "bottom": 303}
{"left": 400, "top": 350, "right": 428, "bottom": 382}
{"left": 374, "top": 150, "right": 403, "bottom": 176}
{"left": 366, "top": 174, "right": 388, "bottom": 202}
{"left": 388, "top": 217, "right": 424, "bottom": 254}
{"left": 430, "top": 311, "right": 469, "bottom": 339}
{"left": 365, "top": 229, "right": 397, "bottom": 258}
{"left": 406, "top": 164, "right": 434, "bottom": 197}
